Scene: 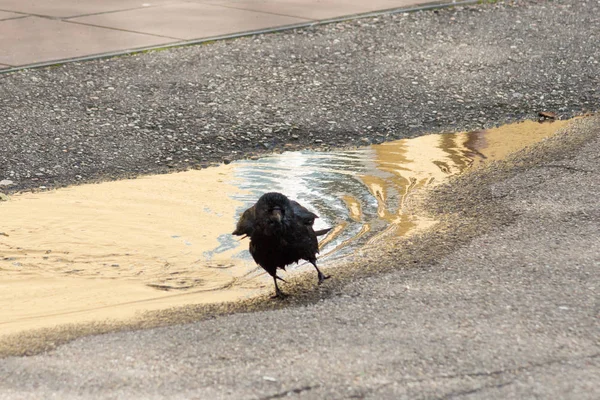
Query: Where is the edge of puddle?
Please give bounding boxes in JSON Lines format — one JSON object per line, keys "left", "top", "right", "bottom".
{"left": 1, "top": 115, "right": 597, "bottom": 358}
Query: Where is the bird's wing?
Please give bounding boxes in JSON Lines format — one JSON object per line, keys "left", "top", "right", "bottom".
{"left": 232, "top": 206, "right": 256, "bottom": 236}
{"left": 290, "top": 200, "right": 318, "bottom": 225}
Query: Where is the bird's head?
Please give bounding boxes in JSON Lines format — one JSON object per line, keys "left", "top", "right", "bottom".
{"left": 255, "top": 192, "right": 291, "bottom": 230}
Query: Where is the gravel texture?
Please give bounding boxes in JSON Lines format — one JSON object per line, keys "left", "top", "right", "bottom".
{"left": 1, "top": 0, "right": 599, "bottom": 193}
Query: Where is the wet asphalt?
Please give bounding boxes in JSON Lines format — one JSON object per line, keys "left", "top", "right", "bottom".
{"left": 0, "top": 0, "right": 599, "bottom": 398}
{"left": 1, "top": 115, "right": 598, "bottom": 399}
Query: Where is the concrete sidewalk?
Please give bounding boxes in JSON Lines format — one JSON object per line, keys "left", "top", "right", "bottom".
{"left": 0, "top": 0, "right": 459, "bottom": 71}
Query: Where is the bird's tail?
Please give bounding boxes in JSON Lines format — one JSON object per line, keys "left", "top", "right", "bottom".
{"left": 314, "top": 227, "right": 332, "bottom": 237}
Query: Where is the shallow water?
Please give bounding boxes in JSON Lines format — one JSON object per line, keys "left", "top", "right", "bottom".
{"left": 0, "top": 119, "right": 571, "bottom": 336}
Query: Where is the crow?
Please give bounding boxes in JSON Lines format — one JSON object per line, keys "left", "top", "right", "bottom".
{"left": 232, "top": 192, "right": 331, "bottom": 298}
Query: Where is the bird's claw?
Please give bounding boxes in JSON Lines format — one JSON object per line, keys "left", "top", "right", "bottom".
{"left": 271, "top": 290, "right": 288, "bottom": 299}
{"left": 318, "top": 273, "right": 331, "bottom": 285}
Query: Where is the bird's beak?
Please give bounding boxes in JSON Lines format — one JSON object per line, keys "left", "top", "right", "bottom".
{"left": 272, "top": 208, "right": 282, "bottom": 222}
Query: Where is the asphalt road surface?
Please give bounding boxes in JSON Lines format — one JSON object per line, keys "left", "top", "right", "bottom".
{"left": 1, "top": 0, "right": 599, "bottom": 399}
{"left": 1, "top": 116, "right": 598, "bottom": 399}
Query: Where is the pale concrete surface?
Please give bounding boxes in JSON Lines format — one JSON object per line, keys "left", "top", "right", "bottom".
{"left": 0, "top": 0, "right": 449, "bottom": 69}
{"left": 70, "top": 2, "right": 311, "bottom": 41}
{"left": 0, "top": 0, "right": 176, "bottom": 18}
{"left": 203, "top": 0, "right": 422, "bottom": 20}
{"left": 0, "top": 16, "right": 172, "bottom": 66}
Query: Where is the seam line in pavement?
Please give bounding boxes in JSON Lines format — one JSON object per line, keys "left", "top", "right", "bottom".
{"left": 60, "top": 4, "right": 168, "bottom": 20}
{"left": 0, "top": 8, "right": 28, "bottom": 15}
{"left": 0, "top": 0, "right": 479, "bottom": 75}
{"left": 0, "top": 5, "right": 166, "bottom": 20}
{"left": 0, "top": 15, "right": 27, "bottom": 22}
{"left": 63, "top": 20, "right": 184, "bottom": 40}
{"left": 203, "top": 3, "right": 328, "bottom": 20}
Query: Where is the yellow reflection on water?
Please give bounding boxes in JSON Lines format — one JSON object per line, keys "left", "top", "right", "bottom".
{"left": 0, "top": 118, "right": 572, "bottom": 337}
{"left": 353, "top": 119, "right": 571, "bottom": 243}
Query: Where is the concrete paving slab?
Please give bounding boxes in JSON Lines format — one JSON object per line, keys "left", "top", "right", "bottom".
{"left": 70, "top": 2, "right": 312, "bottom": 40}
{"left": 0, "top": 0, "right": 175, "bottom": 19}
{"left": 201, "top": 0, "right": 422, "bottom": 20}
{"left": 0, "top": 16, "right": 172, "bottom": 66}
{"left": 0, "top": 10, "right": 24, "bottom": 20}
{"left": 0, "top": 0, "right": 449, "bottom": 69}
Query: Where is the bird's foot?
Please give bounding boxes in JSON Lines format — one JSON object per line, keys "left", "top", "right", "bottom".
{"left": 317, "top": 272, "right": 331, "bottom": 285}
{"left": 271, "top": 290, "right": 288, "bottom": 299}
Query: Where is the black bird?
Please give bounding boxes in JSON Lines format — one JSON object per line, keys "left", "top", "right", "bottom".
{"left": 232, "top": 192, "right": 331, "bottom": 298}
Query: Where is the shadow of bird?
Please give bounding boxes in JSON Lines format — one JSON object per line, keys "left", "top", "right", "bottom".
{"left": 232, "top": 192, "right": 331, "bottom": 298}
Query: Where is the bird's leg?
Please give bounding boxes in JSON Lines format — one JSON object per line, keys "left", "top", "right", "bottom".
{"left": 310, "top": 260, "right": 330, "bottom": 284}
{"left": 271, "top": 275, "right": 287, "bottom": 299}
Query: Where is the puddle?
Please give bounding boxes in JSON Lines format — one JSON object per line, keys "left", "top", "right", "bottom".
{"left": 0, "top": 119, "right": 572, "bottom": 337}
